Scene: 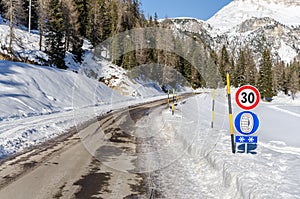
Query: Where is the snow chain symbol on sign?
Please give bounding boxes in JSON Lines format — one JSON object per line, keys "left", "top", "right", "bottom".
{"left": 240, "top": 112, "right": 253, "bottom": 134}
{"left": 235, "top": 111, "right": 259, "bottom": 135}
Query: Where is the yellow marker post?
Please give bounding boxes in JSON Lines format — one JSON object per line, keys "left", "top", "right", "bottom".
{"left": 168, "top": 89, "right": 170, "bottom": 105}
{"left": 172, "top": 89, "right": 175, "bottom": 102}
{"left": 172, "top": 103, "right": 175, "bottom": 115}
{"left": 211, "top": 89, "right": 216, "bottom": 128}
{"left": 226, "top": 73, "right": 236, "bottom": 153}
{"left": 172, "top": 89, "right": 175, "bottom": 115}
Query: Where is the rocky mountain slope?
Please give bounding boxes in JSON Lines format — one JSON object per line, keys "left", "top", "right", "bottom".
{"left": 164, "top": 0, "right": 300, "bottom": 63}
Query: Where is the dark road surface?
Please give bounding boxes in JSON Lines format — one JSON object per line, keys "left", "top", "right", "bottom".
{"left": 0, "top": 97, "right": 177, "bottom": 199}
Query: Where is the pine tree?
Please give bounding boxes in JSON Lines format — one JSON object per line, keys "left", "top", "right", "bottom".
{"left": 272, "top": 61, "right": 285, "bottom": 93}
{"left": 37, "top": 0, "right": 47, "bottom": 51}
{"left": 121, "top": 36, "right": 136, "bottom": 69}
{"left": 244, "top": 47, "right": 257, "bottom": 86}
{"left": 258, "top": 49, "right": 275, "bottom": 99}
{"left": 21, "top": 0, "right": 39, "bottom": 30}
{"left": 3, "top": 0, "right": 23, "bottom": 56}
{"left": 233, "top": 49, "right": 246, "bottom": 87}
{"left": 218, "top": 45, "right": 230, "bottom": 85}
{"left": 62, "top": 0, "right": 83, "bottom": 62}
{"left": 154, "top": 12, "right": 159, "bottom": 27}
{"left": 87, "top": 0, "right": 103, "bottom": 46}
{"left": 0, "top": 0, "right": 5, "bottom": 16}
{"left": 206, "top": 50, "right": 220, "bottom": 88}
{"left": 289, "top": 60, "right": 300, "bottom": 99}
{"left": 290, "top": 69, "right": 299, "bottom": 100}
{"left": 283, "top": 64, "right": 290, "bottom": 95}
{"left": 74, "top": 0, "right": 89, "bottom": 38}
{"left": 45, "top": 0, "right": 66, "bottom": 69}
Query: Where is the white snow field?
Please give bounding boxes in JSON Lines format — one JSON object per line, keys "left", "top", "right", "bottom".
{"left": 147, "top": 90, "right": 300, "bottom": 198}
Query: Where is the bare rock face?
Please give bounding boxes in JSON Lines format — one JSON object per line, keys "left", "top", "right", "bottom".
{"left": 161, "top": 0, "right": 300, "bottom": 64}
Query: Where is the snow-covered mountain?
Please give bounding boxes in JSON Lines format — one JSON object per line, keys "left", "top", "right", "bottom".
{"left": 208, "top": 0, "right": 300, "bottom": 33}
{"left": 164, "top": 0, "right": 300, "bottom": 63}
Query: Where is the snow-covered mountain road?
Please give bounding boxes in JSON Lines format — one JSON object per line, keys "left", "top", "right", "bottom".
{"left": 0, "top": 98, "right": 174, "bottom": 198}
{"left": 0, "top": 91, "right": 299, "bottom": 199}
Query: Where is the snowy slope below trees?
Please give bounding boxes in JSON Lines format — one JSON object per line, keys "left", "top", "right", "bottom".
{"left": 0, "top": 22, "right": 48, "bottom": 64}
{"left": 79, "top": 52, "right": 166, "bottom": 97}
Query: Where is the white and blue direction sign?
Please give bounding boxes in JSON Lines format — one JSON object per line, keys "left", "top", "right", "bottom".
{"left": 234, "top": 111, "right": 260, "bottom": 135}
{"left": 236, "top": 136, "right": 258, "bottom": 143}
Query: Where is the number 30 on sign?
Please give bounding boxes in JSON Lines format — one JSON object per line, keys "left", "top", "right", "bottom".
{"left": 235, "top": 85, "right": 260, "bottom": 110}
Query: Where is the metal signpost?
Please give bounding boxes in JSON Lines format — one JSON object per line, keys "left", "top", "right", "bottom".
{"left": 234, "top": 85, "right": 260, "bottom": 153}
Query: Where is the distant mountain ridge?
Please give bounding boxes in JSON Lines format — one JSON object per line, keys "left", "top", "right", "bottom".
{"left": 233, "top": 0, "right": 300, "bottom": 6}
{"left": 163, "top": 0, "right": 300, "bottom": 63}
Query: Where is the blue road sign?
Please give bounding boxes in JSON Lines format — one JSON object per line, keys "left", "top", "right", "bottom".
{"left": 236, "top": 136, "right": 258, "bottom": 143}
{"left": 234, "top": 111, "right": 259, "bottom": 135}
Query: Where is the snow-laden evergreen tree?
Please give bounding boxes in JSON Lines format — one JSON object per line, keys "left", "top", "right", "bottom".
{"left": 45, "top": 0, "right": 66, "bottom": 69}
{"left": 258, "top": 49, "right": 275, "bottom": 99}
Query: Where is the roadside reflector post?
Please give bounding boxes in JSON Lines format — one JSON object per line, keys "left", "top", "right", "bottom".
{"left": 172, "top": 88, "right": 175, "bottom": 103}
{"left": 226, "top": 72, "right": 236, "bottom": 153}
{"left": 168, "top": 89, "right": 170, "bottom": 104}
{"left": 172, "top": 103, "right": 175, "bottom": 115}
{"left": 172, "top": 89, "right": 175, "bottom": 115}
{"left": 211, "top": 89, "right": 216, "bottom": 128}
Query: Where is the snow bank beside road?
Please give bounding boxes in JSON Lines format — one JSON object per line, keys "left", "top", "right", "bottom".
{"left": 0, "top": 60, "right": 123, "bottom": 158}
{"left": 0, "top": 60, "right": 122, "bottom": 121}
{"left": 0, "top": 60, "right": 167, "bottom": 159}
{"left": 162, "top": 92, "right": 300, "bottom": 198}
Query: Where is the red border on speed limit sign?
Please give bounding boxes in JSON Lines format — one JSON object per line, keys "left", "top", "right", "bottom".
{"left": 235, "top": 85, "right": 260, "bottom": 110}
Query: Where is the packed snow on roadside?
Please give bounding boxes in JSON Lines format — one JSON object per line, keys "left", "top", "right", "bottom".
{"left": 148, "top": 89, "right": 300, "bottom": 198}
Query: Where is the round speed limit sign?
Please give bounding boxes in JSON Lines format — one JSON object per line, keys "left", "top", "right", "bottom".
{"left": 235, "top": 85, "right": 260, "bottom": 110}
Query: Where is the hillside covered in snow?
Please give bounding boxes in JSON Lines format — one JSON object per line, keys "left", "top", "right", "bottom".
{"left": 164, "top": 0, "right": 300, "bottom": 63}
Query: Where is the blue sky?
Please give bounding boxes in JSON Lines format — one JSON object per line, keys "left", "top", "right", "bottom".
{"left": 139, "top": 0, "right": 233, "bottom": 20}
